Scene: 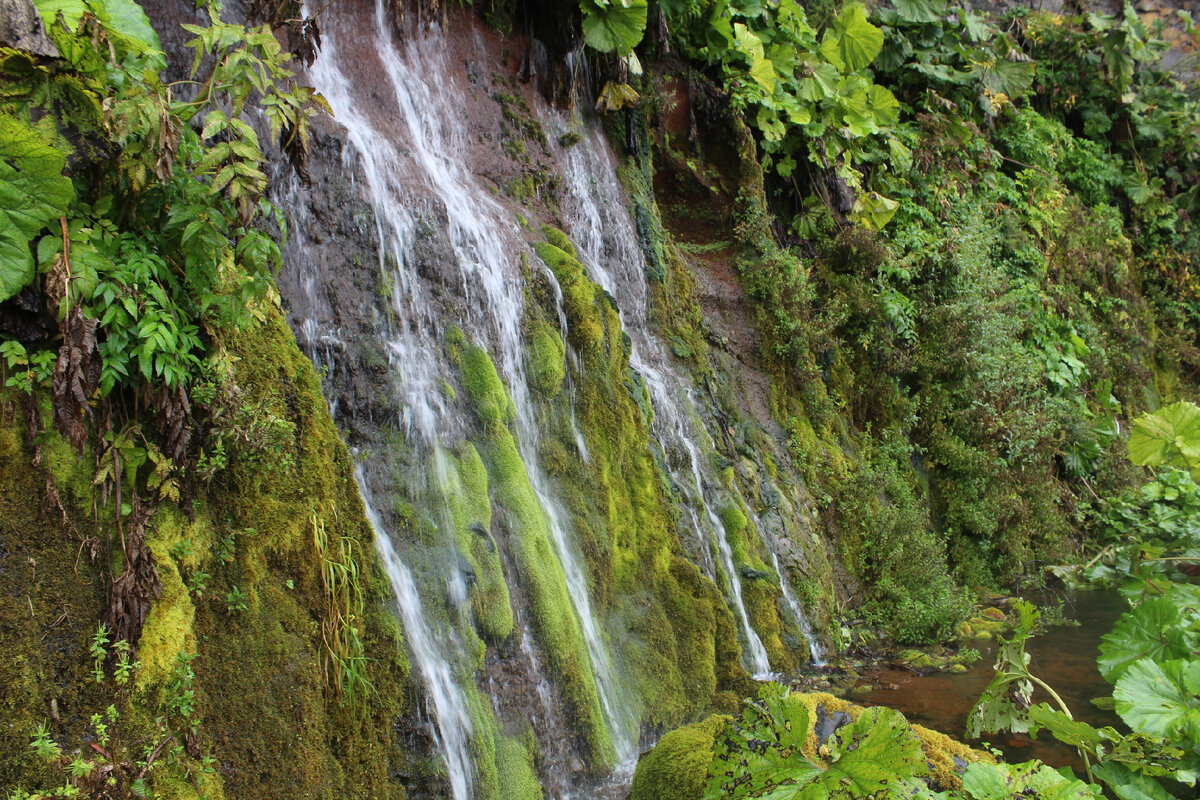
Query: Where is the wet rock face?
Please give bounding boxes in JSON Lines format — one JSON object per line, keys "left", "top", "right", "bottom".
{"left": 0, "top": 0, "right": 59, "bottom": 57}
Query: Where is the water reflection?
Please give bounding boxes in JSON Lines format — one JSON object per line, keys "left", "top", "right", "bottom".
{"left": 864, "top": 590, "right": 1127, "bottom": 770}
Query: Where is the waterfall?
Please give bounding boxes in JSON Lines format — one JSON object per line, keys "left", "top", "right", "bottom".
{"left": 357, "top": 466, "right": 477, "bottom": 800}
{"left": 290, "top": 2, "right": 637, "bottom": 791}
{"left": 551, "top": 116, "right": 779, "bottom": 678}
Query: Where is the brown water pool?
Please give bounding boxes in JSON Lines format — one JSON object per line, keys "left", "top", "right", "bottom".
{"left": 862, "top": 590, "right": 1128, "bottom": 770}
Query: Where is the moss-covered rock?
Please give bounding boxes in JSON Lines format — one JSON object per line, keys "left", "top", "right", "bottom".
{"left": 629, "top": 714, "right": 729, "bottom": 800}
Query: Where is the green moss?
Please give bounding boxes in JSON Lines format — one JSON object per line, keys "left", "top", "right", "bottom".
{"left": 527, "top": 319, "right": 566, "bottom": 397}
{"left": 446, "top": 442, "right": 514, "bottom": 641}
{"left": 451, "top": 339, "right": 615, "bottom": 769}
{"left": 532, "top": 242, "right": 606, "bottom": 355}
{"left": 137, "top": 522, "right": 198, "bottom": 693}
{"left": 629, "top": 714, "right": 729, "bottom": 800}
{"left": 457, "top": 342, "right": 517, "bottom": 428}
{"left": 718, "top": 505, "right": 747, "bottom": 536}
{"left": 540, "top": 225, "right": 577, "bottom": 258}
{"left": 496, "top": 731, "right": 544, "bottom": 800}
{"left": 525, "top": 225, "right": 749, "bottom": 731}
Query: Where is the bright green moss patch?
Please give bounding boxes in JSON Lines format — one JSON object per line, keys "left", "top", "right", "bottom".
{"left": 496, "top": 731, "right": 544, "bottom": 800}
{"left": 629, "top": 714, "right": 729, "bottom": 800}
{"left": 527, "top": 319, "right": 566, "bottom": 397}
{"left": 540, "top": 225, "right": 577, "bottom": 258}
{"left": 446, "top": 442, "right": 514, "bottom": 641}
{"left": 456, "top": 340, "right": 517, "bottom": 428}
{"left": 451, "top": 337, "right": 615, "bottom": 769}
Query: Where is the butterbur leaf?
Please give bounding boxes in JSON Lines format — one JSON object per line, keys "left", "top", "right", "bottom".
{"left": 893, "top": 0, "right": 947, "bottom": 24}
{"left": 704, "top": 684, "right": 821, "bottom": 799}
{"left": 1128, "top": 401, "right": 1200, "bottom": 479}
{"left": 1098, "top": 598, "right": 1191, "bottom": 683}
{"left": 853, "top": 191, "right": 899, "bottom": 230}
{"left": 980, "top": 57, "right": 1035, "bottom": 97}
{"left": 1092, "top": 761, "right": 1176, "bottom": 800}
{"left": 819, "top": 3, "right": 883, "bottom": 73}
{"left": 580, "top": 0, "right": 648, "bottom": 55}
{"left": 796, "top": 706, "right": 926, "bottom": 798}
{"left": 0, "top": 115, "right": 74, "bottom": 303}
{"left": 1113, "top": 658, "right": 1200, "bottom": 741}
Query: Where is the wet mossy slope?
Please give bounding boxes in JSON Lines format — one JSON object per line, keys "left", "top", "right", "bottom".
{"left": 0, "top": 307, "right": 413, "bottom": 799}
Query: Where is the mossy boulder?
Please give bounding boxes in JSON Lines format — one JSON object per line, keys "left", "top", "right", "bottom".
{"left": 629, "top": 714, "right": 729, "bottom": 800}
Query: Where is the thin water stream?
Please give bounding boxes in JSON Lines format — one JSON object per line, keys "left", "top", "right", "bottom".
{"left": 552, "top": 115, "right": 779, "bottom": 677}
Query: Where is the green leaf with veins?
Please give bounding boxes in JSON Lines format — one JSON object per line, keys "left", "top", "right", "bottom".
{"left": 1113, "top": 658, "right": 1200, "bottom": 741}
{"left": 580, "top": 0, "right": 648, "bottom": 55}
{"left": 0, "top": 115, "right": 74, "bottom": 303}
{"left": 797, "top": 706, "right": 926, "bottom": 798}
{"left": 819, "top": 3, "right": 883, "bottom": 73}
{"left": 1098, "top": 597, "right": 1193, "bottom": 683}
{"left": 1128, "top": 401, "right": 1200, "bottom": 479}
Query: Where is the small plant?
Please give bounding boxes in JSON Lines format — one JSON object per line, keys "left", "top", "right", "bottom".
{"left": 224, "top": 585, "right": 248, "bottom": 613}
{"left": 186, "top": 569, "right": 211, "bottom": 599}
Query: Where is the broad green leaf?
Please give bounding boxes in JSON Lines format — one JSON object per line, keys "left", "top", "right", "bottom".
{"left": 1092, "top": 761, "right": 1177, "bottom": 800}
{"left": 888, "top": 138, "right": 912, "bottom": 172}
{"left": 0, "top": 115, "right": 74, "bottom": 303}
{"left": 818, "top": 3, "right": 883, "bottom": 73}
{"left": 733, "top": 23, "right": 775, "bottom": 92}
{"left": 866, "top": 84, "right": 899, "bottom": 127}
{"left": 1098, "top": 598, "right": 1191, "bottom": 683}
{"left": 965, "top": 761, "right": 1098, "bottom": 800}
{"left": 796, "top": 706, "right": 926, "bottom": 798}
{"left": 980, "top": 57, "right": 1036, "bottom": 97}
{"left": 797, "top": 61, "right": 839, "bottom": 102}
{"left": 1128, "top": 401, "right": 1200, "bottom": 479}
{"left": 705, "top": 685, "right": 821, "bottom": 799}
{"left": 580, "top": 0, "right": 648, "bottom": 55}
{"left": 853, "top": 191, "right": 899, "bottom": 230}
{"left": 962, "top": 762, "right": 1010, "bottom": 800}
{"left": 893, "top": 0, "right": 946, "bottom": 24}
{"left": 34, "top": 0, "right": 158, "bottom": 51}
{"left": 93, "top": 0, "right": 159, "bottom": 51}
{"left": 958, "top": 9, "right": 991, "bottom": 42}
{"left": 1113, "top": 658, "right": 1200, "bottom": 740}
{"left": 1028, "top": 704, "right": 1104, "bottom": 751}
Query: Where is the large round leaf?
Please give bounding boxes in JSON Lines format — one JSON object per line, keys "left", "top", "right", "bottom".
{"left": 0, "top": 115, "right": 74, "bottom": 303}
{"left": 1129, "top": 401, "right": 1200, "bottom": 479}
{"left": 818, "top": 3, "right": 883, "bottom": 73}
{"left": 1113, "top": 657, "right": 1200, "bottom": 741}
{"left": 580, "top": 0, "right": 647, "bottom": 55}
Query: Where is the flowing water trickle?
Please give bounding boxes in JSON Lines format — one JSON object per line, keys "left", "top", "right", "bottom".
{"left": 357, "top": 466, "right": 477, "bottom": 800}
{"left": 551, "top": 115, "right": 777, "bottom": 678}
{"left": 290, "top": 4, "right": 638, "bottom": 791}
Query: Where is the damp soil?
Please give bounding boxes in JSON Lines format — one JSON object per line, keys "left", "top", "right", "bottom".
{"left": 863, "top": 589, "right": 1128, "bottom": 771}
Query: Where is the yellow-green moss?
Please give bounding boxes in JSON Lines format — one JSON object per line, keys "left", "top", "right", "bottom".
{"left": 446, "top": 442, "right": 514, "bottom": 641}
{"left": 528, "top": 319, "right": 566, "bottom": 398}
{"left": 496, "top": 731, "right": 544, "bottom": 800}
{"left": 527, "top": 227, "right": 749, "bottom": 731}
{"left": 451, "top": 339, "right": 615, "bottom": 769}
{"left": 540, "top": 225, "right": 577, "bottom": 258}
{"left": 457, "top": 342, "right": 517, "bottom": 428}
{"left": 629, "top": 714, "right": 729, "bottom": 800}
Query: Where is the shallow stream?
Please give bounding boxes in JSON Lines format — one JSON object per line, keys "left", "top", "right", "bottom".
{"left": 863, "top": 590, "right": 1127, "bottom": 770}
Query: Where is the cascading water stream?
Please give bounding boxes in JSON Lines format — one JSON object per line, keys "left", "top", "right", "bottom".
{"left": 748, "top": 507, "right": 827, "bottom": 667}
{"left": 294, "top": 3, "right": 637, "bottom": 789}
{"left": 551, "top": 116, "right": 778, "bottom": 677}
{"left": 357, "top": 466, "right": 477, "bottom": 800}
